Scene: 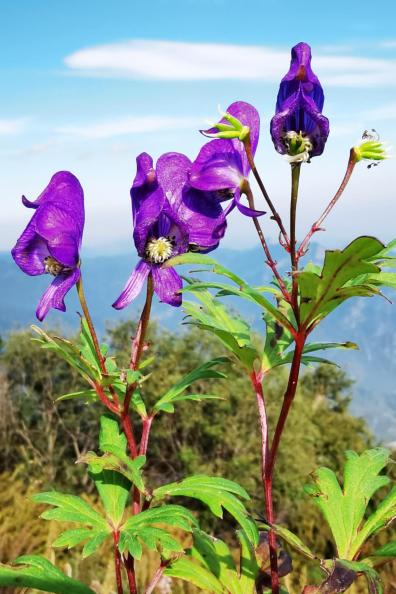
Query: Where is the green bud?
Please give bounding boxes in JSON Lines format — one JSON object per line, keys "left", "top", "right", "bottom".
{"left": 352, "top": 130, "right": 388, "bottom": 165}
{"left": 201, "top": 109, "right": 250, "bottom": 142}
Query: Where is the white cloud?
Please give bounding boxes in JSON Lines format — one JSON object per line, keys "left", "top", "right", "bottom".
{"left": 360, "top": 102, "right": 396, "bottom": 121}
{"left": 64, "top": 39, "right": 396, "bottom": 87}
{"left": 55, "top": 115, "right": 200, "bottom": 139}
{"left": 0, "top": 118, "right": 28, "bottom": 135}
{"left": 379, "top": 40, "right": 396, "bottom": 48}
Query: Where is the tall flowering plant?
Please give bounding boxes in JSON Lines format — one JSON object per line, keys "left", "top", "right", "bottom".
{"left": 3, "top": 41, "right": 396, "bottom": 594}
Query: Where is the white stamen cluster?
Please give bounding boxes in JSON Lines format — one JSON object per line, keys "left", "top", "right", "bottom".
{"left": 44, "top": 256, "right": 65, "bottom": 276}
{"left": 145, "top": 236, "right": 173, "bottom": 264}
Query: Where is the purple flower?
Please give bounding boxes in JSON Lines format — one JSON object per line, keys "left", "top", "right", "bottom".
{"left": 270, "top": 42, "right": 329, "bottom": 162}
{"left": 113, "top": 152, "right": 226, "bottom": 309}
{"left": 190, "top": 101, "right": 264, "bottom": 218}
{"left": 11, "top": 172, "right": 84, "bottom": 321}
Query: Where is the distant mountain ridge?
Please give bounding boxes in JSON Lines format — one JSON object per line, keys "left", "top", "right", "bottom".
{"left": 1, "top": 245, "right": 395, "bottom": 442}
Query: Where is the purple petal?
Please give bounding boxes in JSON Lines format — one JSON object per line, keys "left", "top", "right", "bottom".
{"left": 179, "top": 187, "right": 226, "bottom": 252}
{"left": 112, "top": 259, "right": 150, "bottom": 310}
{"left": 133, "top": 186, "right": 166, "bottom": 255}
{"left": 190, "top": 139, "right": 243, "bottom": 191}
{"left": 152, "top": 266, "right": 182, "bottom": 307}
{"left": 234, "top": 188, "right": 266, "bottom": 218}
{"left": 156, "top": 152, "right": 191, "bottom": 209}
{"left": 36, "top": 267, "right": 80, "bottom": 321}
{"left": 131, "top": 153, "right": 158, "bottom": 221}
{"left": 35, "top": 204, "right": 80, "bottom": 267}
{"left": 12, "top": 223, "right": 49, "bottom": 275}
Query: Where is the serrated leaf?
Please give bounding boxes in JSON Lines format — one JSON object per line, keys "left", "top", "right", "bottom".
{"left": 350, "top": 485, "right": 396, "bottom": 557}
{"left": 32, "top": 492, "right": 108, "bottom": 529}
{"left": 153, "top": 476, "right": 258, "bottom": 546}
{"left": 119, "top": 505, "right": 196, "bottom": 558}
{"left": 297, "top": 236, "right": 386, "bottom": 328}
{"left": 86, "top": 415, "right": 135, "bottom": 526}
{"left": 305, "top": 448, "right": 390, "bottom": 559}
{"left": 153, "top": 357, "right": 228, "bottom": 414}
{"left": 259, "top": 522, "right": 315, "bottom": 560}
{"left": 164, "top": 557, "right": 225, "bottom": 594}
{"left": 118, "top": 531, "right": 143, "bottom": 559}
{"left": 81, "top": 531, "right": 109, "bottom": 559}
{"left": 0, "top": 555, "right": 95, "bottom": 594}
{"left": 52, "top": 528, "right": 95, "bottom": 549}
{"left": 191, "top": 530, "right": 242, "bottom": 594}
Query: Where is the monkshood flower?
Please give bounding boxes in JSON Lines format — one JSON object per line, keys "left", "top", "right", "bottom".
{"left": 11, "top": 172, "right": 84, "bottom": 321}
{"left": 190, "top": 101, "right": 265, "bottom": 217}
{"left": 113, "top": 152, "right": 226, "bottom": 309}
{"left": 352, "top": 130, "right": 389, "bottom": 168}
{"left": 270, "top": 42, "right": 329, "bottom": 163}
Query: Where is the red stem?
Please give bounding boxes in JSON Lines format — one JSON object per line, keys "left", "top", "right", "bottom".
{"left": 250, "top": 371, "right": 279, "bottom": 594}
{"left": 130, "top": 275, "right": 154, "bottom": 371}
{"left": 244, "top": 140, "right": 290, "bottom": 250}
{"left": 297, "top": 150, "right": 356, "bottom": 261}
{"left": 113, "top": 531, "right": 124, "bottom": 594}
{"left": 124, "top": 554, "right": 137, "bottom": 594}
{"left": 144, "top": 561, "right": 171, "bottom": 594}
{"left": 268, "top": 334, "right": 306, "bottom": 478}
{"left": 139, "top": 416, "right": 153, "bottom": 456}
{"left": 244, "top": 183, "right": 291, "bottom": 304}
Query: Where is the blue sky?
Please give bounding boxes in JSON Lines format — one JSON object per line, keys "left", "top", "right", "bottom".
{"left": 1, "top": 0, "right": 396, "bottom": 254}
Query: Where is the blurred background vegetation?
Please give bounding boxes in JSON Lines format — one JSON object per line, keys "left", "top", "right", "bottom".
{"left": 0, "top": 322, "right": 395, "bottom": 593}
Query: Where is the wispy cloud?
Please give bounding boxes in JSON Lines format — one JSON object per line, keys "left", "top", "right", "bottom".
{"left": 379, "top": 40, "right": 396, "bottom": 48}
{"left": 64, "top": 39, "right": 396, "bottom": 87}
{"left": 360, "top": 102, "right": 396, "bottom": 121}
{"left": 0, "top": 118, "right": 28, "bottom": 135}
{"left": 55, "top": 114, "right": 200, "bottom": 139}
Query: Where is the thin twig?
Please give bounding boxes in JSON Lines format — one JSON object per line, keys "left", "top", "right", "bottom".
{"left": 297, "top": 150, "right": 356, "bottom": 260}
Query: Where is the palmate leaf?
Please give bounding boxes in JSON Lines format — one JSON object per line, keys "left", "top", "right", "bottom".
{"left": 86, "top": 415, "right": 136, "bottom": 526}
{"left": 167, "top": 251, "right": 294, "bottom": 332}
{"left": 297, "top": 236, "right": 389, "bottom": 329}
{"left": 182, "top": 289, "right": 260, "bottom": 369}
{"left": 153, "top": 475, "right": 258, "bottom": 546}
{"left": 305, "top": 448, "right": 391, "bottom": 559}
{"left": 32, "top": 491, "right": 108, "bottom": 528}
{"left": 118, "top": 504, "right": 197, "bottom": 559}
{"left": 165, "top": 529, "right": 259, "bottom": 594}
{"left": 0, "top": 556, "right": 95, "bottom": 594}
{"left": 153, "top": 357, "right": 229, "bottom": 414}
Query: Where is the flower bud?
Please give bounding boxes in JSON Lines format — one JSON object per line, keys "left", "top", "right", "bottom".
{"left": 352, "top": 130, "right": 388, "bottom": 167}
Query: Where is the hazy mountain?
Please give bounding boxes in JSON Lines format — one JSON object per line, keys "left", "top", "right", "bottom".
{"left": 1, "top": 246, "right": 395, "bottom": 442}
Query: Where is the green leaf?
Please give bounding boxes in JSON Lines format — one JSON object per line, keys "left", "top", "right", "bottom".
{"left": 297, "top": 236, "right": 386, "bottom": 328}
{"left": 363, "top": 541, "right": 396, "bottom": 567}
{"left": 305, "top": 448, "right": 390, "bottom": 559}
{"left": 165, "top": 251, "right": 246, "bottom": 286}
{"left": 81, "top": 530, "right": 110, "bottom": 559}
{"left": 350, "top": 484, "right": 396, "bottom": 557}
{"left": 32, "top": 491, "right": 108, "bottom": 529}
{"left": 87, "top": 415, "right": 135, "bottom": 526}
{"left": 119, "top": 504, "right": 196, "bottom": 558}
{"left": 0, "top": 555, "right": 95, "bottom": 594}
{"left": 182, "top": 291, "right": 260, "bottom": 369}
{"left": 237, "top": 530, "right": 259, "bottom": 594}
{"left": 52, "top": 527, "right": 96, "bottom": 549}
{"left": 153, "top": 475, "right": 258, "bottom": 546}
{"left": 55, "top": 389, "right": 97, "bottom": 403}
{"left": 164, "top": 557, "right": 225, "bottom": 594}
{"left": 191, "top": 530, "right": 242, "bottom": 594}
{"left": 153, "top": 357, "right": 228, "bottom": 414}
{"left": 259, "top": 522, "right": 316, "bottom": 560}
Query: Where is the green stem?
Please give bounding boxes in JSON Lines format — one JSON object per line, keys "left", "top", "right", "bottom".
{"left": 290, "top": 164, "right": 301, "bottom": 322}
